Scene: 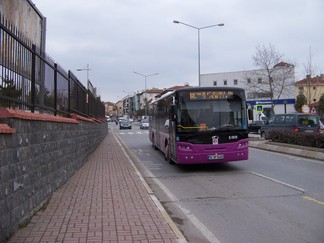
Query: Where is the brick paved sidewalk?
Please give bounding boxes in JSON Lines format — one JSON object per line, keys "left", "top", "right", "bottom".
{"left": 9, "top": 131, "right": 184, "bottom": 243}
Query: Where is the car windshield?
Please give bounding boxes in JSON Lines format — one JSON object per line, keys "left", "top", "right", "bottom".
{"left": 177, "top": 99, "right": 246, "bottom": 133}
{"left": 297, "top": 115, "right": 319, "bottom": 126}
{"left": 142, "top": 119, "right": 149, "bottom": 123}
{"left": 121, "top": 119, "right": 130, "bottom": 123}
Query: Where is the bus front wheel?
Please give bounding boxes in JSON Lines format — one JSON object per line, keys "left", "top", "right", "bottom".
{"left": 164, "top": 144, "right": 173, "bottom": 164}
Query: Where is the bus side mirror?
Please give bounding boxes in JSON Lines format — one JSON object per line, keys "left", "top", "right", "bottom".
{"left": 169, "top": 105, "right": 176, "bottom": 120}
{"left": 248, "top": 109, "right": 253, "bottom": 120}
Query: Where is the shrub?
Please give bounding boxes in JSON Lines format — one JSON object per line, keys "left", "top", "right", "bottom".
{"left": 267, "top": 130, "right": 324, "bottom": 148}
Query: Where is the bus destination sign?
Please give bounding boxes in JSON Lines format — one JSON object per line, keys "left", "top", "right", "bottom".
{"left": 189, "top": 91, "right": 234, "bottom": 100}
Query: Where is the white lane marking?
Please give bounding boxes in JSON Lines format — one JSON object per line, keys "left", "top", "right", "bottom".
{"left": 250, "top": 172, "right": 305, "bottom": 192}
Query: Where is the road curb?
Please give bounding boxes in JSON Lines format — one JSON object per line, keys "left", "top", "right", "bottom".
{"left": 112, "top": 131, "right": 188, "bottom": 243}
{"left": 249, "top": 140, "right": 324, "bottom": 162}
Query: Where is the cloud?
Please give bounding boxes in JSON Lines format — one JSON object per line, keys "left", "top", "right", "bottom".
{"left": 32, "top": 0, "right": 324, "bottom": 102}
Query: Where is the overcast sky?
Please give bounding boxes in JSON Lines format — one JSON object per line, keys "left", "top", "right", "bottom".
{"left": 31, "top": 0, "right": 324, "bottom": 103}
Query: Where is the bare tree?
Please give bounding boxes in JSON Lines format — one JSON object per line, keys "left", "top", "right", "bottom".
{"left": 245, "top": 44, "right": 295, "bottom": 111}
{"left": 302, "top": 47, "right": 319, "bottom": 105}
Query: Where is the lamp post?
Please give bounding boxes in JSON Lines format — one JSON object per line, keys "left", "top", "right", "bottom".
{"left": 77, "top": 64, "right": 91, "bottom": 89}
{"left": 133, "top": 71, "right": 159, "bottom": 116}
{"left": 173, "top": 20, "right": 224, "bottom": 86}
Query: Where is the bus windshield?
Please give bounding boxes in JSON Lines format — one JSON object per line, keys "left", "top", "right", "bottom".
{"left": 177, "top": 98, "right": 246, "bottom": 133}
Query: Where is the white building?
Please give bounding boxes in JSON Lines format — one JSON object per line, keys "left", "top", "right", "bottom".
{"left": 200, "top": 62, "right": 296, "bottom": 121}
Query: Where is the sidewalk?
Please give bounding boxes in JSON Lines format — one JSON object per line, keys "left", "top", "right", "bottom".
{"left": 9, "top": 131, "right": 185, "bottom": 243}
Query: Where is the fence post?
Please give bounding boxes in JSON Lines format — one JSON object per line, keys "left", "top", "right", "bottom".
{"left": 54, "top": 63, "right": 58, "bottom": 116}
{"left": 31, "top": 44, "right": 36, "bottom": 113}
{"left": 68, "top": 70, "right": 71, "bottom": 113}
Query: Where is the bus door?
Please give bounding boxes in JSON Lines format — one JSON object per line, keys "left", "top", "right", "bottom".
{"left": 168, "top": 105, "right": 177, "bottom": 160}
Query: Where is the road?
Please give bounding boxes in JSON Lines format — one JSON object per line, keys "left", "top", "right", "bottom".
{"left": 110, "top": 122, "right": 324, "bottom": 243}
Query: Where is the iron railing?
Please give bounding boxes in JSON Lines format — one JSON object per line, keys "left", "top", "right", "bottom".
{"left": 0, "top": 13, "right": 105, "bottom": 118}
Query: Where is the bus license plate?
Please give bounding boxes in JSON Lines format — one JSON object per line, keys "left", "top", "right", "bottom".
{"left": 208, "top": 154, "right": 224, "bottom": 160}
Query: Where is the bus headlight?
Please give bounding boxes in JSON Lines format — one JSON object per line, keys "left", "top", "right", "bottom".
{"left": 178, "top": 145, "right": 192, "bottom": 151}
{"left": 238, "top": 141, "right": 248, "bottom": 147}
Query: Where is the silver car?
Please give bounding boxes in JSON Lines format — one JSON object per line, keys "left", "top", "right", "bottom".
{"left": 140, "top": 119, "right": 149, "bottom": 129}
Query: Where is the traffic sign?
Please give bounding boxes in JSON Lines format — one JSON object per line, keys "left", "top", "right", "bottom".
{"left": 256, "top": 105, "right": 263, "bottom": 112}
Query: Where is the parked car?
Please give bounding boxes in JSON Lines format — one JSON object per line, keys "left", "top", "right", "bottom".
{"left": 119, "top": 119, "right": 132, "bottom": 129}
{"left": 320, "top": 120, "right": 324, "bottom": 134}
{"left": 248, "top": 121, "right": 265, "bottom": 134}
{"left": 260, "top": 113, "right": 321, "bottom": 139}
{"left": 140, "top": 119, "right": 149, "bottom": 129}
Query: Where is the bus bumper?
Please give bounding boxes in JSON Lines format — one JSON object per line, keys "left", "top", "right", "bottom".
{"left": 175, "top": 139, "right": 248, "bottom": 164}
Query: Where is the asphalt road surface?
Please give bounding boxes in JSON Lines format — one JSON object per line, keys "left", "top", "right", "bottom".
{"left": 111, "top": 122, "right": 324, "bottom": 243}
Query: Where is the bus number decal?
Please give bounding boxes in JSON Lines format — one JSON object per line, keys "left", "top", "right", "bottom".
{"left": 229, "top": 135, "right": 238, "bottom": 140}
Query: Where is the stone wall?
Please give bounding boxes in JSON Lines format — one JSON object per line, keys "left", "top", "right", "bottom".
{"left": 0, "top": 115, "right": 108, "bottom": 242}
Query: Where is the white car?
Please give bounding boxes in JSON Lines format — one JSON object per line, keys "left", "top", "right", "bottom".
{"left": 140, "top": 119, "right": 149, "bottom": 129}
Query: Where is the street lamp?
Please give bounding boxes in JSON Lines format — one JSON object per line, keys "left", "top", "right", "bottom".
{"left": 173, "top": 20, "right": 224, "bottom": 86}
{"left": 133, "top": 71, "right": 159, "bottom": 116}
{"left": 77, "top": 64, "right": 91, "bottom": 88}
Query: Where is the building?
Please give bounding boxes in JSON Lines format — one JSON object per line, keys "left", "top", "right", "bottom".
{"left": 200, "top": 62, "right": 296, "bottom": 121}
{"left": 295, "top": 74, "right": 324, "bottom": 113}
{"left": 116, "top": 85, "right": 192, "bottom": 119}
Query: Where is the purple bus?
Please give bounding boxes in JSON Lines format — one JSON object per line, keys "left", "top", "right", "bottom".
{"left": 149, "top": 87, "right": 249, "bottom": 164}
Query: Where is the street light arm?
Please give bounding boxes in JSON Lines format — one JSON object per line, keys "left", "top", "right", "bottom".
{"left": 133, "top": 71, "right": 145, "bottom": 77}
{"left": 174, "top": 20, "right": 224, "bottom": 30}
{"left": 133, "top": 71, "right": 159, "bottom": 78}
{"left": 200, "top": 23, "right": 224, "bottom": 29}
{"left": 173, "top": 20, "right": 198, "bottom": 29}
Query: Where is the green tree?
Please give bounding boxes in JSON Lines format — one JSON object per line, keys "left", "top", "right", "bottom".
{"left": 136, "top": 108, "right": 145, "bottom": 117}
{"left": 0, "top": 76, "right": 22, "bottom": 108}
{"left": 294, "top": 94, "right": 307, "bottom": 112}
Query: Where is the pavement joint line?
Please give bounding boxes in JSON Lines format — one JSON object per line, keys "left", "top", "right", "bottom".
{"left": 112, "top": 130, "right": 188, "bottom": 243}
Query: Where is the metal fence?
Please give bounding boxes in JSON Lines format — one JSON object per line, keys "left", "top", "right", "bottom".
{"left": 0, "top": 13, "right": 105, "bottom": 118}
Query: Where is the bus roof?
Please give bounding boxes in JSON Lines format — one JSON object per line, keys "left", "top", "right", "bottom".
{"left": 150, "top": 91, "right": 175, "bottom": 104}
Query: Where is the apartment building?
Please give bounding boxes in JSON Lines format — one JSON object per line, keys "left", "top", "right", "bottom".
{"left": 200, "top": 62, "right": 296, "bottom": 120}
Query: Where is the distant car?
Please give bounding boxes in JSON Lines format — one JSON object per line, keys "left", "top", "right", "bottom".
{"left": 140, "top": 119, "right": 149, "bottom": 129}
{"left": 248, "top": 121, "right": 264, "bottom": 134}
{"left": 119, "top": 119, "right": 132, "bottom": 129}
{"left": 260, "top": 113, "right": 321, "bottom": 139}
{"left": 164, "top": 119, "right": 170, "bottom": 129}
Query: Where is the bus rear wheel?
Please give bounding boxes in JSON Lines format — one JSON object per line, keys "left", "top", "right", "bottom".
{"left": 164, "top": 144, "right": 173, "bottom": 164}
{"left": 152, "top": 135, "right": 157, "bottom": 150}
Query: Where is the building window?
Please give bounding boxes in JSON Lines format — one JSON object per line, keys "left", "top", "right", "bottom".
{"left": 299, "top": 87, "right": 304, "bottom": 95}
{"left": 258, "top": 78, "right": 262, "bottom": 83}
{"left": 224, "top": 80, "right": 227, "bottom": 85}
{"left": 233, "top": 79, "right": 238, "bottom": 85}
{"left": 213, "top": 81, "right": 217, "bottom": 86}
